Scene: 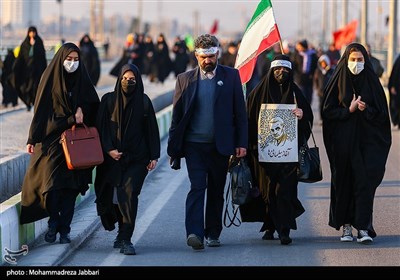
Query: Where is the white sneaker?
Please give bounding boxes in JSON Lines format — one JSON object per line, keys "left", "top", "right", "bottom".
{"left": 340, "top": 225, "right": 353, "bottom": 242}
{"left": 357, "top": 230, "right": 373, "bottom": 244}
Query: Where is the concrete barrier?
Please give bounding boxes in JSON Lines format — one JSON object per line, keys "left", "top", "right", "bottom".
{"left": 0, "top": 105, "right": 172, "bottom": 265}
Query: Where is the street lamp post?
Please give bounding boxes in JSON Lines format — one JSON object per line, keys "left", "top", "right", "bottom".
{"left": 56, "top": 0, "right": 63, "bottom": 40}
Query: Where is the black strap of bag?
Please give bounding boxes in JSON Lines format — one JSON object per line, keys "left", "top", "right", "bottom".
{"left": 307, "top": 121, "right": 317, "bottom": 148}
{"left": 223, "top": 178, "right": 241, "bottom": 228}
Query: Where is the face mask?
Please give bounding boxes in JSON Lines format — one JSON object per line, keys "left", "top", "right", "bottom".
{"left": 121, "top": 79, "right": 136, "bottom": 94}
{"left": 274, "top": 70, "right": 289, "bottom": 84}
{"left": 63, "top": 60, "right": 79, "bottom": 73}
{"left": 348, "top": 61, "right": 364, "bottom": 75}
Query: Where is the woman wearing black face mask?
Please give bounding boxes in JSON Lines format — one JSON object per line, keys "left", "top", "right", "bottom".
{"left": 240, "top": 54, "right": 313, "bottom": 245}
{"left": 94, "top": 63, "right": 160, "bottom": 255}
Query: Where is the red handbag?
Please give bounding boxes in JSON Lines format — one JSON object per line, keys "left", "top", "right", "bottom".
{"left": 60, "top": 123, "right": 104, "bottom": 170}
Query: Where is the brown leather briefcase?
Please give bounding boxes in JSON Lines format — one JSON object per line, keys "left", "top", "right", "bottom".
{"left": 60, "top": 123, "right": 104, "bottom": 170}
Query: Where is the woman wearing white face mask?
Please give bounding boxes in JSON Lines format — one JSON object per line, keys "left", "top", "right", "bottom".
{"left": 20, "top": 43, "right": 100, "bottom": 244}
{"left": 322, "top": 43, "right": 391, "bottom": 245}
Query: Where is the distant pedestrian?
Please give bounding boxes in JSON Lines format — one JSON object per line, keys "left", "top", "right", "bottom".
{"left": 388, "top": 54, "right": 400, "bottom": 129}
{"left": 9, "top": 26, "right": 47, "bottom": 111}
{"left": 167, "top": 34, "right": 248, "bottom": 250}
{"left": 94, "top": 64, "right": 160, "bottom": 255}
{"left": 79, "top": 34, "right": 101, "bottom": 86}
{"left": 313, "top": 54, "right": 334, "bottom": 122}
{"left": 154, "top": 33, "right": 173, "bottom": 84}
{"left": 293, "top": 39, "right": 318, "bottom": 105}
{"left": 19, "top": 43, "right": 100, "bottom": 244}
{"left": 366, "top": 44, "right": 384, "bottom": 78}
{"left": 322, "top": 43, "right": 391, "bottom": 244}
{"left": 1, "top": 49, "right": 18, "bottom": 108}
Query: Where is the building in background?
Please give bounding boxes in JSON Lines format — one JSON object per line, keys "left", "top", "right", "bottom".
{"left": 1, "top": 0, "right": 41, "bottom": 29}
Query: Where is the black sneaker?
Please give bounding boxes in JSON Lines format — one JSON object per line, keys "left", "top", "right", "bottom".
{"left": 280, "top": 235, "right": 292, "bottom": 245}
{"left": 119, "top": 241, "right": 136, "bottom": 255}
{"left": 44, "top": 228, "right": 57, "bottom": 243}
{"left": 59, "top": 234, "right": 71, "bottom": 244}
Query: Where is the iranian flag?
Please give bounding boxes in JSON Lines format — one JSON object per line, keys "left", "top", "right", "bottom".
{"left": 235, "top": 0, "right": 281, "bottom": 84}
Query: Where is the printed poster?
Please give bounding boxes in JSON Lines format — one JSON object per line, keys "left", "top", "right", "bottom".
{"left": 258, "top": 103, "right": 298, "bottom": 162}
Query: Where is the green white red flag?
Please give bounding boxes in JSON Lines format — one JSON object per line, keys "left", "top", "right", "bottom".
{"left": 235, "top": 0, "right": 281, "bottom": 84}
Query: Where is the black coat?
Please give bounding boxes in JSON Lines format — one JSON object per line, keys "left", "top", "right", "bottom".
{"left": 95, "top": 64, "right": 160, "bottom": 230}
{"left": 20, "top": 43, "right": 100, "bottom": 224}
{"left": 240, "top": 56, "right": 313, "bottom": 227}
{"left": 322, "top": 43, "right": 391, "bottom": 230}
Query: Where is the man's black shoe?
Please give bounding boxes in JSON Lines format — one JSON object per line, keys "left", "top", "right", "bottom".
{"left": 187, "top": 234, "right": 204, "bottom": 250}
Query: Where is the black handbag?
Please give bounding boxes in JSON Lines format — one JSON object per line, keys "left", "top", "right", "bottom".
{"left": 224, "top": 157, "right": 258, "bottom": 228}
{"left": 297, "top": 122, "right": 323, "bottom": 183}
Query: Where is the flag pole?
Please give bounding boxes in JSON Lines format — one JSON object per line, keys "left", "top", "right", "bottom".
{"left": 278, "top": 39, "right": 284, "bottom": 54}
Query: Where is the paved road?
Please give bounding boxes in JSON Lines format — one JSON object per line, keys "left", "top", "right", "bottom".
{"left": 57, "top": 99, "right": 400, "bottom": 267}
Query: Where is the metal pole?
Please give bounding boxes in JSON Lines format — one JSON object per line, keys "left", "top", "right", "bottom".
{"left": 342, "top": 0, "right": 348, "bottom": 27}
{"left": 330, "top": 0, "right": 337, "bottom": 34}
{"left": 58, "top": 0, "right": 63, "bottom": 40}
{"left": 387, "top": 0, "right": 398, "bottom": 75}
{"left": 138, "top": 0, "right": 143, "bottom": 33}
{"left": 322, "top": 0, "right": 327, "bottom": 46}
{"left": 99, "top": 0, "right": 104, "bottom": 42}
{"left": 360, "top": 0, "right": 368, "bottom": 46}
{"left": 90, "top": 0, "right": 96, "bottom": 40}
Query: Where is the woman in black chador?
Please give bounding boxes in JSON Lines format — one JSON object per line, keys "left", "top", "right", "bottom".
{"left": 95, "top": 64, "right": 160, "bottom": 255}
{"left": 79, "top": 34, "right": 101, "bottom": 86}
{"left": 20, "top": 43, "right": 100, "bottom": 244}
{"left": 322, "top": 43, "right": 391, "bottom": 244}
{"left": 388, "top": 54, "right": 400, "bottom": 129}
{"left": 243, "top": 54, "right": 313, "bottom": 245}
{"left": 10, "top": 26, "right": 47, "bottom": 111}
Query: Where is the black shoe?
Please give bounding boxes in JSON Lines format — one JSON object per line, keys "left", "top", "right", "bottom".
{"left": 280, "top": 235, "right": 292, "bottom": 245}
{"left": 59, "top": 234, "right": 71, "bottom": 244}
{"left": 187, "top": 234, "right": 204, "bottom": 250}
{"left": 44, "top": 228, "right": 57, "bottom": 243}
{"left": 113, "top": 239, "right": 123, "bottom": 249}
{"left": 262, "top": 230, "right": 275, "bottom": 240}
{"left": 119, "top": 241, "right": 136, "bottom": 255}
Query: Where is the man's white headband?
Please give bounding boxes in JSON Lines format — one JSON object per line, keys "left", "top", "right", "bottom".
{"left": 271, "top": 60, "right": 292, "bottom": 69}
{"left": 195, "top": 47, "right": 219, "bottom": 55}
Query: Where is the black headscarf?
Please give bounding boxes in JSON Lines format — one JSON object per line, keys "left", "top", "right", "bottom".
{"left": 322, "top": 42, "right": 391, "bottom": 169}
{"left": 28, "top": 42, "right": 100, "bottom": 144}
{"left": 111, "top": 63, "right": 145, "bottom": 146}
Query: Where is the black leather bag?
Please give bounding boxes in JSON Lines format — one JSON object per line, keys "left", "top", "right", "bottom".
{"left": 297, "top": 123, "right": 322, "bottom": 183}
{"left": 229, "top": 157, "right": 254, "bottom": 205}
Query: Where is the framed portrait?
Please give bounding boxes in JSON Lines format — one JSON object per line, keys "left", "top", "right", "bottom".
{"left": 258, "top": 103, "right": 298, "bottom": 162}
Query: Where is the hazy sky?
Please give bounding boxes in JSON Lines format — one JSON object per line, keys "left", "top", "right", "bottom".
{"left": 41, "top": 0, "right": 395, "bottom": 41}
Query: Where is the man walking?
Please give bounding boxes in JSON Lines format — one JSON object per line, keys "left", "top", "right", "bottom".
{"left": 167, "top": 34, "right": 248, "bottom": 250}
